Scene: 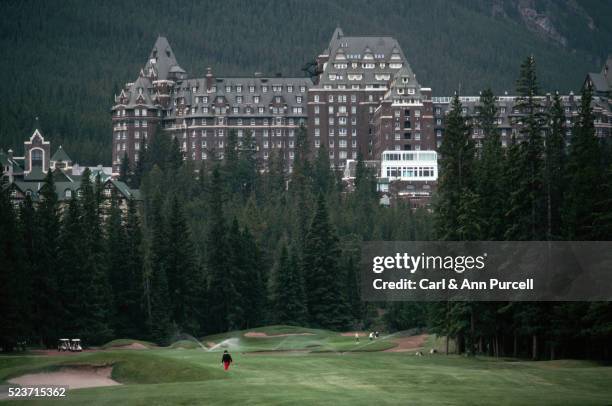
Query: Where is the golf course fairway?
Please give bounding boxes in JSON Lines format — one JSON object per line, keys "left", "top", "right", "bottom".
{"left": 1, "top": 327, "right": 611, "bottom": 405}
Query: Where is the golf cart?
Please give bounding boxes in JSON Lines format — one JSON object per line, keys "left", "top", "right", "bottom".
{"left": 58, "top": 338, "right": 70, "bottom": 352}
{"left": 70, "top": 339, "right": 82, "bottom": 352}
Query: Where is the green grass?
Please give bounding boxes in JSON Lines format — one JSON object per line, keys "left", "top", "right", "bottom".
{"left": 100, "top": 339, "right": 158, "bottom": 350}
{"left": 2, "top": 328, "right": 612, "bottom": 405}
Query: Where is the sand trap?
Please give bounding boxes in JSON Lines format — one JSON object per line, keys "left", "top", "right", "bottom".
{"left": 244, "top": 332, "right": 315, "bottom": 338}
{"left": 8, "top": 366, "right": 120, "bottom": 389}
{"left": 114, "top": 342, "right": 148, "bottom": 350}
{"left": 385, "top": 334, "right": 428, "bottom": 352}
{"left": 341, "top": 332, "right": 367, "bottom": 337}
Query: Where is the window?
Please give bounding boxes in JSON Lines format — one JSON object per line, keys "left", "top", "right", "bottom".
{"left": 65, "top": 189, "right": 72, "bottom": 198}
{"left": 328, "top": 95, "right": 334, "bottom": 102}
{"left": 31, "top": 149, "right": 43, "bottom": 167}
{"left": 314, "top": 95, "right": 320, "bottom": 102}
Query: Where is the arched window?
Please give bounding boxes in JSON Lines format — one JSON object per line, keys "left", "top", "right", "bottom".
{"left": 65, "top": 189, "right": 72, "bottom": 199}
{"left": 31, "top": 149, "right": 43, "bottom": 167}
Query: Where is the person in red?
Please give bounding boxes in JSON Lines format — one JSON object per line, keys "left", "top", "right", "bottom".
{"left": 221, "top": 350, "right": 233, "bottom": 371}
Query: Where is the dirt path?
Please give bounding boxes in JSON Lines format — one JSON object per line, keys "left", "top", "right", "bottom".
{"left": 385, "top": 334, "right": 428, "bottom": 352}
{"left": 8, "top": 366, "right": 120, "bottom": 389}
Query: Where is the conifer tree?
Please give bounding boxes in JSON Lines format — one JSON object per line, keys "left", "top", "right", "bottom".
{"left": 78, "top": 168, "right": 113, "bottom": 344}
{"left": 563, "top": 83, "right": 600, "bottom": 239}
{"left": 119, "top": 152, "right": 131, "bottom": 184}
{"left": 32, "top": 170, "right": 62, "bottom": 346}
{"left": 124, "top": 197, "right": 145, "bottom": 334}
{"left": 303, "top": 194, "right": 350, "bottom": 329}
{"left": 206, "top": 165, "right": 235, "bottom": 333}
{"left": 147, "top": 191, "right": 173, "bottom": 343}
{"left": 165, "top": 195, "right": 203, "bottom": 333}
{"left": 272, "top": 243, "right": 308, "bottom": 326}
{"left": 435, "top": 94, "right": 475, "bottom": 240}
{"left": 241, "top": 225, "right": 266, "bottom": 328}
{"left": 105, "top": 189, "right": 132, "bottom": 336}
{"left": 545, "top": 93, "right": 566, "bottom": 240}
{"left": 475, "top": 88, "right": 505, "bottom": 239}
{"left": 0, "top": 180, "right": 26, "bottom": 350}
{"left": 507, "top": 55, "right": 546, "bottom": 240}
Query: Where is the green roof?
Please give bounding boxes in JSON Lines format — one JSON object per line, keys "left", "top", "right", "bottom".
{"left": 24, "top": 166, "right": 47, "bottom": 181}
{"left": 51, "top": 146, "right": 72, "bottom": 163}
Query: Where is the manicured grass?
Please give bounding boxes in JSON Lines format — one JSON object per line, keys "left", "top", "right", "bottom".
{"left": 2, "top": 349, "right": 612, "bottom": 405}
{"left": 100, "top": 339, "right": 158, "bottom": 350}
{"left": 2, "top": 328, "right": 612, "bottom": 405}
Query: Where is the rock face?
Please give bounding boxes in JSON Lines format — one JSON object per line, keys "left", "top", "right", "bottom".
{"left": 517, "top": 0, "right": 567, "bottom": 47}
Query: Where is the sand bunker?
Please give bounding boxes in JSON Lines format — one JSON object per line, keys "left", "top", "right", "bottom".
{"left": 8, "top": 365, "right": 120, "bottom": 389}
{"left": 244, "top": 332, "right": 315, "bottom": 338}
{"left": 341, "top": 332, "right": 367, "bottom": 337}
{"left": 385, "top": 334, "right": 428, "bottom": 352}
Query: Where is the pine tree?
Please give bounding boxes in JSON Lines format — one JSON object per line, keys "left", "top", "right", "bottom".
{"left": 272, "top": 243, "right": 307, "bottom": 325}
{"left": 124, "top": 197, "right": 145, "bottom": 336}
{"left": 147, "top": 191, "right": 173, "bottom": 343}
{"left": 0, "top": 179, "right": 26, "bottom": 351}
{"left": 165, "top": 195, "right": 203, "bottom": 333}
{"left": 544, "top": 93, "right": 566, "bottom": 240}
{"left": 206, "top": 165, "right": 235, "bottom": 333}
{"left": 475, "top": 88, "right": 505, "bottom": 239}
{"left": 507, "top": 55, "right": 546, "bottom": 240}
{"left": 105, "top": 189, "right": 131, "bottom": 336}
{"left": 302, "top": 194, "right": 350, "bottom": 330}
{"left": 241, "top": 225, "right": 266, "bottom": 328}
{"left": 435, "top": 94, "right": 475, "bottom": 240}
{"left": 563, "top": 83, "right": 600, "bottom": 240}
{"left": 32, "top": 170, "right": 62, "bottom": 346}
{"left": 119, "top": 152, "right": 131, "bottom": 184}
{"left": 79, "top": 168, "right": 114, "bottom": 344}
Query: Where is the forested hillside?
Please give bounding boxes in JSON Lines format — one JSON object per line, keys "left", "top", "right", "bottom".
{"left": 0, "top": 0, "right": 610, "bottom": 164}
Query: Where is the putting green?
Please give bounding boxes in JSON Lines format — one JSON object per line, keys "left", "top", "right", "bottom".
{"left": 1, "top": 329, "right": 611, "bottom": 405}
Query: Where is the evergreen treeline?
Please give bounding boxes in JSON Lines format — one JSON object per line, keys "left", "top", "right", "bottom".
{"left": 0, "top": 125, "right": 432, "bottom": 350}
{"left": 387, "top": 56, "right": 612, "bottom": 360}
{"left": 1, "top": 0, "right": 609, "bottom": 164}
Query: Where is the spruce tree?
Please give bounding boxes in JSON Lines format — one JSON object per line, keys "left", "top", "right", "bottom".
{"left": 302, "top": 194, "right": 350, "bottom": 330}
{"left": 206, "top": 165, "right": 235, "bottom": 333}
{"left": 241, "top": 225, "right": 266, "bottom": 328}
{"left": 563, "top": 83, "right": 600, "bottom": 239}
{"left": 507, "top": 55, "right": 546, "bottom": 240}
{"left": 272, "top": 243, "right": 307, "bottom": 326}
{"left": 79, "top": 169, "right": 114, "bottom": 344}
{"left": 105, "top": 189, "right": 131, "bottom": 337}
{"left": 545, "top": 93, "right": 566, "bottom": 240}
{"left": 119, "top": 152, "right": 131, "bottom": 184}
{"left": 124, "top": 197, "right": 145, "bottom": 335}
{"left": 33, "top": 170, "right": 62, "bottom": 346}
{"left": 435, "top": 94, "right": 475, "bottom": 240}
{"left": 165, "top": 195, "right": 203, "bottom": 333}
{"left": 146, "top": 191, "right": 173, "bottom": 343}
{"left": 475, "top": 88, "right": 505, "bottom": 239}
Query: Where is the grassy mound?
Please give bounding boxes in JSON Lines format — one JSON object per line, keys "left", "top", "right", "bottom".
{"left": 170, "top": 340, "right": 204, "bottom": 350}
{"left": 0, "top": 351, "right": 224, "bottom": 385}
{"left": 101, "top": 339, "right": 158, "bottom": 350}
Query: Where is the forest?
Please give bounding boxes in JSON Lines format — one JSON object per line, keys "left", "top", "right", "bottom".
{"left": 1, "top": 0, "right": 610, "bottom": 164}
{"left": 1, "top": 55, "right": 612, "bottom": 360}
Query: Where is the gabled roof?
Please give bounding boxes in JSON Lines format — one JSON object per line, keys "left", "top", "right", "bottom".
{"left": 588, "top": 73, "right": 609, "bottom": 93}
{"left": 144, "top": 36, "right": 185, "bottom": 81}
{"left": 24, "top": 166, "right": 46, "bottom": 181}
{"left": 51, "top": 145, "right": 72, "bottom": 163}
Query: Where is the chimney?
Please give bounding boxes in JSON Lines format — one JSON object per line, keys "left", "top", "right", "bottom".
{"left": 206, "top": 67, "right": 214, "bottom": 91}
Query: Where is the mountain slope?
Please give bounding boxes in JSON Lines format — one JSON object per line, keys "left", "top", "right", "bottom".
{"left": 0, "top": 0, "right": 609, "bottom": 164}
